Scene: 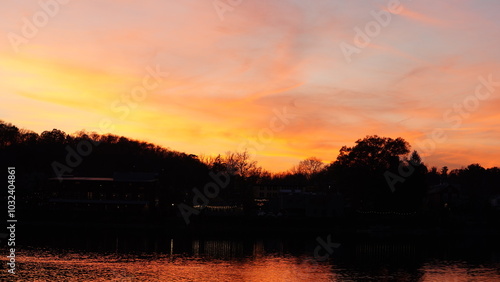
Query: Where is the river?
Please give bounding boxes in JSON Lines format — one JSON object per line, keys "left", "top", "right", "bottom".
{"left": 2, "top": 227, "right": 500, "bottom": 281}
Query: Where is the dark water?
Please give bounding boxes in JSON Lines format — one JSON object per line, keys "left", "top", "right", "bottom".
{"left": 2, "top": 228, "right": 500, "bottom": 281}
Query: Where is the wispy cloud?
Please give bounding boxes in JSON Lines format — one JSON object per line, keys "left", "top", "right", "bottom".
{"left": 1, "top": 0, "right": 499, "bottom": 171}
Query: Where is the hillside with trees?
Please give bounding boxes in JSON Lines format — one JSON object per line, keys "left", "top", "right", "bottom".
{"left": 1, "top": 120, "right": 499, "bottom": 226}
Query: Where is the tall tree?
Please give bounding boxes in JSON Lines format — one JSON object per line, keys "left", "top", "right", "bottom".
{"left": 329, "top": 135, "right": 412, "bottom": 211}
{"left": 334, "top": 135, "right": 410, "bottom": 172}
{"left": 291, "top": 157, "right": 326, "bottom": 179}
{"left": 224, "top": 150, "right": 260, "bottom": 178}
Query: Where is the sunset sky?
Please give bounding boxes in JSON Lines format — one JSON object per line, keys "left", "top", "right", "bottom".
{"left": 1, "top": 0, "right": 500, "bottom": 172}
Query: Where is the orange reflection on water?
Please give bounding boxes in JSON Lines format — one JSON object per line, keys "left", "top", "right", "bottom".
{"left": 2, "top": 242, "right": 500, "bottom": 281}
{"left": 7, "top": 251, "right": 335, "bottom": 282}
{"left": 420, "top": 261, "right": 500, "bottom": 282}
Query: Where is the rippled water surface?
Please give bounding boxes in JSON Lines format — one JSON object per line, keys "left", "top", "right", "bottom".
{"left": 2, "top": 231, "right": 500, "bottom": 281}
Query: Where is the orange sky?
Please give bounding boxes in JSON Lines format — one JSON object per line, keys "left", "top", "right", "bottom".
{"left": 1, "top": 0, "right": 500, "bottom": 172}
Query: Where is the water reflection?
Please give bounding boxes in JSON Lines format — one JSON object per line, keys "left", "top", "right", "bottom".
{"left": 192, "top": 240, "right": 244, "bottom": 259}
{"left": 2, "top": 231, "right": 500, "bottom": 281}
{"left": 5, "top": 249, "right": 335, "bottom": 281}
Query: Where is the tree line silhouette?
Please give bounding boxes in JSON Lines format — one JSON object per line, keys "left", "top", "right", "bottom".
{"left": 1, "top": 120, "right": 500, "bottom": 220}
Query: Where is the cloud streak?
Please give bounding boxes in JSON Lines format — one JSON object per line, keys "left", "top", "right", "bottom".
{"left": 1, "top": 0, "right": 499, "bottom": 171}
